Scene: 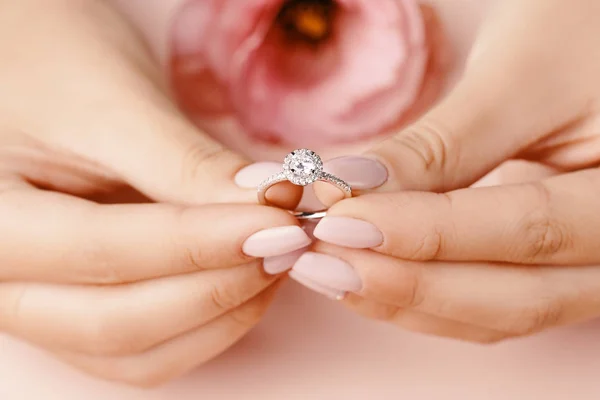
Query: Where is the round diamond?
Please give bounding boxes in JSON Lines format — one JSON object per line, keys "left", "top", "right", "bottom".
{"left": 283, "top": 149, "right": 323, "bottom": 186}
{"left": 291, "top": 159, "right": 315, "bottom": 174}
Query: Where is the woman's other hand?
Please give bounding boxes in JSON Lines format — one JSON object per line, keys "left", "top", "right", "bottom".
{"left": 300, "top": 0, "right": 600, "bottom": 343}
{"left": 0, "top": 0, "right": 309, "bottom": 385}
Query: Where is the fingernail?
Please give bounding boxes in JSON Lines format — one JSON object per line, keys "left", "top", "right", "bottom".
{"left": 235, "top": 162, "right": 282, "bottom": 188}
{"left": 243, "top": 226, "right": 311, "bottom": 258}
{"left": 314, "top": 217, "right": 383, "bottom": 249}
{"left": 289, "top": 270, "right": 346, "bottom": 301}
{"left": 324, "top": 157, "right": 387, "bottom": 190}
{"left": 263, "top": 248, "right": 307, "bottom": 275}
{"left": 292, "top": 252, "right": 362, "bottom": 293}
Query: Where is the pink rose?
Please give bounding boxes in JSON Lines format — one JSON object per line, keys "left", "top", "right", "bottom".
{"left": 171, "top": 0, "right": 430, "bottom": 147}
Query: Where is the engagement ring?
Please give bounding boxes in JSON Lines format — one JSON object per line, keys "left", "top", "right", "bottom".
{"left": 257, "top": 149, "right": 352, "bottom": 220}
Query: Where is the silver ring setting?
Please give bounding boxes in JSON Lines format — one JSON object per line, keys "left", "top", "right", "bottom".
{"left": 258, "top": 149, "right": 352, "bottom": 219}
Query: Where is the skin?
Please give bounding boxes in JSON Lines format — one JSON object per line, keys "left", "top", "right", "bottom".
{"left": 0, "top": 0, "right": 303, "bottom": 386}
{"left": 3, "top": 0, "right": 600, "bottom": 387}
{"left": 312, "top": 0, "right": 600, "bottom": 342}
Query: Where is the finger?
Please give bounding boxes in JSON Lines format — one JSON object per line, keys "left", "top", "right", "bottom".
{"left": 474, "top": 160, "right": 560, "bottom": 188}
{"left": 46, "top": 97, "right": 300, "bottom": 208}
{"left": 318, "top": 0, "right": 594, "bottom": 197}
{"left": 0, "top": 264, "right": 276, "bottom": 356}
{"left": 0, "top": 144, "right": 124, "bottom": 199}
{"left": 0, "top": 189, "right": 310, "bottom": 284}
{"left": 313, "top": 168, "right": 600, "bottom": 265}
{"left": 2, "top": 0, "right": 301, "bottom": 207}
{"left": 74, "top": 107, "right": 300, "bottom": 207}
{"left": 55, "top": 283, "right": 279, "bottom": 387}
{"left": 296, "top": 245, "right": 600, "bottom": 336}
{"left": 289, "top": 267, "right": 509, "bottom": 343}
{"left": 344, "top": 295, "right": 507, "bottom": 344}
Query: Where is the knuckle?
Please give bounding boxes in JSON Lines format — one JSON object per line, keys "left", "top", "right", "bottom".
{"left": 398, "top": 267, "right": 426, "bottom": 308}
{"left": 374, "top": 192, "right": 452, "bottom": 261}
{"left": 407, "top": 193, "right": 454, "bottom": 261}
{"left": 520, "top": 216, "right": 568, "bottom": 261}
{"left": 171, "top": 207, "right": 208, "bottom": 273}
{"left": 180, "top": 142, "right": 227, "bottom": 185}
{"left": 514, "top": 184, "right": 571, "bottom": 262}
{"left": 209, "top": 283, "right": 243, "bottom": 313}
{"left": 227, "top": 297, "right": 269, "bottom": 328}
{"left": 390, "top": 117, "right": 457, "bottom": 180}
{"left": 410, "top": 226, "right": 444, "bottom": 261}
{"left": 183, "top": 245, "right": 207, "bottom": 272}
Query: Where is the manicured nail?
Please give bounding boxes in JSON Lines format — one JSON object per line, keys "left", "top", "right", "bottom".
{"left": 289, "top": 270, "right": 346, "bottom": 301}
{"left": 292, "top": 252, "right": 362, "bottom": 293}
{"left": 314, "top": 217, "right": 383, "bottom": 249}
{"left": 235, "top": 162, "right": 282, "bottom": 188}
{"left": 324, "top": 156, "right": 388, "bottom": 190}
{"left": 243, "top": 226, "right": 311, "bottom": 258}
{"left": 263, "top": 248, "right": 307, "bottom": 275}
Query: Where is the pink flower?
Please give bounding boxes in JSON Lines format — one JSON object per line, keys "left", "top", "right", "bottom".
{"left": 171, "top": 0, "right": 430, "bottom": 147}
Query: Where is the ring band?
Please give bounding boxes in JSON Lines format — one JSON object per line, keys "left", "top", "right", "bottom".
{"left": 257, "top": 149, "right": 352, "bottom": 220}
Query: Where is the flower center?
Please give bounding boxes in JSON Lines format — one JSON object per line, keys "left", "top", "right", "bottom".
{"left": 277, "top": 0, "right": 336, "bottom": 44}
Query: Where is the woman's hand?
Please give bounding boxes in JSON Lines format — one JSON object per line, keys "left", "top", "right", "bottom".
{"left": 318, "top": 0, "right": 600, "bottom": 196}
{"left": 0, "top": 199, "right": 309, "bottom": 385}
{"left": 0, "top": 0, "right": 301, "bottom": 207}
{"left": 295, "top": 0, "right": 600, "bottom": 342}
{"left": 0, "top": 0, "right": 310, "bottom": 385}
{"left": 295, "top": 175, "right": 600, "bottom": 343}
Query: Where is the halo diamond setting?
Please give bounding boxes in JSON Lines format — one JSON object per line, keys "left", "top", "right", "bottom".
{"left": 257, "top": 148, "right": 352, "bottom": 220}
{"left": 283, "top": 149, "right": 324, "bottom": 186}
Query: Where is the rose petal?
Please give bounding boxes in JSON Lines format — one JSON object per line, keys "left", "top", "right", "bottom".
{"left": 175, "top": 0, "right": 429, "bottom": 146}
{"left": 231, "top": 0, "right": 428, "bottom": 145}
{"left": 203, "top": 0, "right": 284, "bottom": 80}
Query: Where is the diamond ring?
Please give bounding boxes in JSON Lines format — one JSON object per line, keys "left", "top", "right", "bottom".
{"left": 257, "top": 149, "right": 352, "bottom": 220}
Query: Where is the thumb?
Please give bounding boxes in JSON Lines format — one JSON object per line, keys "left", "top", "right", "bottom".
{"left": 326, "top": 70, "right": 547, "bottom": 195}
{"left": 8, "top": 0, "right": 302, "bottom": 209}
{"left": 61, "top": 90, "right": 301, "bottom": 208}
{"left": 322, "top": 0, "right": 587, "bottom": 195}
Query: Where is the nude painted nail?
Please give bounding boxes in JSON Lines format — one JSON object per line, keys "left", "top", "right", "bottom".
{"left": 325, "top": 156, "right": 388, "bottom": 190}
{"left": 292, "top": 252, "right": 362, "bottom": 293}
{"left": 235, "top": 162, "right": 282, "bottom": 188}
{"left": 289, "top": 270, "right": 346, "bottom": 301}
{"left": 314, "top": 217, "right": 383, "bottom": 249}
{"left": 243, "top": 226, "right": 311, "bottom": 258}
{"left": 263, "top": 248, "right": 307, "bottom": 275}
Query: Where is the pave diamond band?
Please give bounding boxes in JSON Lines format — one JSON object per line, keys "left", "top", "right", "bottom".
{"left": 258, "top": 149, "right": 352, "bottom": 220}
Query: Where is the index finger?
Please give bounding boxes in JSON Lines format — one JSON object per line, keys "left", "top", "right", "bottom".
{"left": 0, "top": 188, "right": 310, "bottom": 284}
{"left": 312, "top": 169, "right": 600, "bottom": 265}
